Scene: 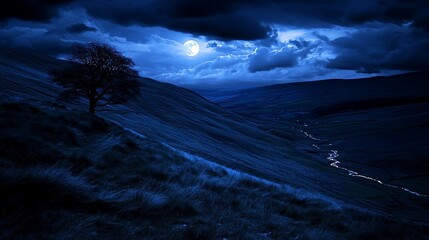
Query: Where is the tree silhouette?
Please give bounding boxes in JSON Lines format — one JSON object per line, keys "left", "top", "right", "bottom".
{"left": 52, "top": 42, "right": 140, "bottom": 113}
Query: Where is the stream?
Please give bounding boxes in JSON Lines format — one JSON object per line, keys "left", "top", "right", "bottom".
{"left": 297, "top": 120, "right": 428, "bottom": 198}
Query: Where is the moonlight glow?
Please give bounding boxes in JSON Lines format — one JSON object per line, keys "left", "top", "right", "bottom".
{"left": 184, "top": 40, "right": 199, "bottom": 56}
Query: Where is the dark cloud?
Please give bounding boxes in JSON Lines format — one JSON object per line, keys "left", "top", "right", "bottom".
{"left": 326, "top": 24, "right": 429, "bottom": 73}
{"left": 248, "top": 39, "right": 316, "bottom": 73}
{"left": 77, "top": 0, "right": 345, "bottom": 40}
{"left": 206, "top": 42, "right": 218, "bottom": 48}
{"left": 89, "top": 0, "right": 429, "bottom": 39}
{"left": 248, "top": 48, "right": 298, "bottom": 73}
{"left": 0, "top": 0, "right": 74, "bottom": 22}
{"left": 2, "top": 0, "right": 429, "bottom": 41}
{"left": 0, "top": 27, "right": 72, "bottom": 55}
{"left": 169, "top": 13, "right": 271, "bottom": 40}
{"left": 66, "top": 23, "right": 97, "bottom": 33}
{"left": 289, "top": 39, "right": 311, "bottom": 49}
{"left": 343, "top": 0, "right": 429, "bottom": 29}
{"left": 80, "top": 0, "right": 270, "bottom": 40}
{"left": 412, "top": 11, "right": 429, "bottom": 32}
{"left": 258, "top": 29, "right": 279, "bottom": 47}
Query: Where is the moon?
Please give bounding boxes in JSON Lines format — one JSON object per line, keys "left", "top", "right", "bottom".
{"left": 184, "top": 40, "right": 200, "bottom": 56}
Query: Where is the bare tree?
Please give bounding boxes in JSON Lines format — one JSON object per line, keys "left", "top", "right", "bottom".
{"left": 52, "top": 42, "right": 141, "bottom": 113}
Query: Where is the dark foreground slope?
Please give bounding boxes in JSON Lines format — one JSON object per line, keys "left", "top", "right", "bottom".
{"left": 6, "top": 101, "right": 425, "bottom": 239}
{"left": 200, "top": 72, "right": 429, "bottom": 220}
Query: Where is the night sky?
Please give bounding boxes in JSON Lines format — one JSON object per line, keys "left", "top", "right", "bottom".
{"left": 1, "top": 0, "right": 429, "bottom": 88}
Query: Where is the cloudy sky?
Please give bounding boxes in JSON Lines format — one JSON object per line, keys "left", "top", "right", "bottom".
{"left": 1, "top": 0, "right": 429, "bottom": 88}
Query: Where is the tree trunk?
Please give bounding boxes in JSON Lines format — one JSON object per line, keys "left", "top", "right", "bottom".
{"left": 89, "top": 98, "right": 96, "bottom": 113}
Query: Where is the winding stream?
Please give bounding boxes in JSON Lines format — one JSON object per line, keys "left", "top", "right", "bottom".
{"left": 297, "top": 120, "right": 428, "bottom": 198}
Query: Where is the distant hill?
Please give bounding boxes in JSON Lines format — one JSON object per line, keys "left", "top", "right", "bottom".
{"left": 201, "top": 71, "right": 429, "bottom": 117}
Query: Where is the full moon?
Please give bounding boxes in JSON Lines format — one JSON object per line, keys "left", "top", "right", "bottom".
{"left": 184, "top": 40, "right": 200, "bottom": 56}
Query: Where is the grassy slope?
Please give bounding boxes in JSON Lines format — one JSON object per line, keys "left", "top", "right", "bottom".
{"left": 1, "top": 101, "right": 429, "bottom": 239}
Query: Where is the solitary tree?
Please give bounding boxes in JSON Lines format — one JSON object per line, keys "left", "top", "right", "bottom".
{"left": 52, "top": 42, "right": 141, "bottom": 113}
